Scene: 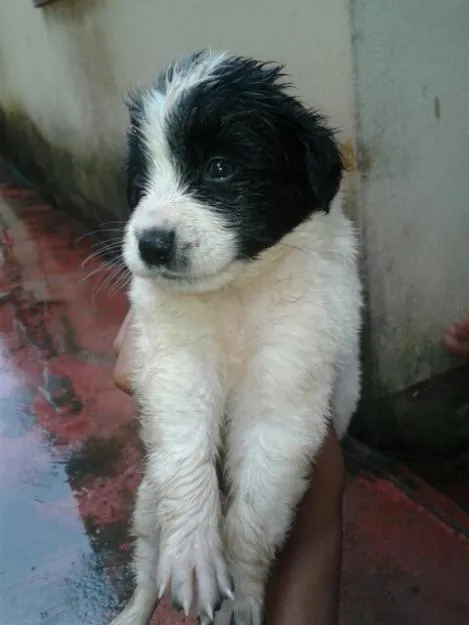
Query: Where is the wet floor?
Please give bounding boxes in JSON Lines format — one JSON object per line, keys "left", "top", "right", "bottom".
{"left": 0, "top": 161, "right": 468, "bottom": 625}
{"left": 0, "top": 165, "right": 184, "bottom": 624}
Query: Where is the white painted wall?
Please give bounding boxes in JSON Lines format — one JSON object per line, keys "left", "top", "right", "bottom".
{"left": 0, "top": 0, "right": 356, "bottom": 161}
{"left": 352, "top": 0, "right": 469, "bottom": 394}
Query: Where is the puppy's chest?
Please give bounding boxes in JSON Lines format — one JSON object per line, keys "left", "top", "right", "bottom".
{"left": 209, "top": 285, "right": 285, "bottom": 386}
{"left": 213, "top": 294, "right": 252, "bottom": 382}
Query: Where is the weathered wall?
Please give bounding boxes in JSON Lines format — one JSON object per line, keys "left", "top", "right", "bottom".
{"left": 0, "top": 0, "right": 356, "bottom": 230}
{"left": 351, "top": 0, "right": 469, "bottom": 450}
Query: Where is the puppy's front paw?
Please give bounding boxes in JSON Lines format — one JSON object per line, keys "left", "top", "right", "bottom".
{"left": 108, "top": 608, "right": 139, "bottom": 625}
{"left": 157, "top": 526, "right": 233, "bottom": 622}
{"left": 222, "top": 595, "right": 263, "bottom": 625}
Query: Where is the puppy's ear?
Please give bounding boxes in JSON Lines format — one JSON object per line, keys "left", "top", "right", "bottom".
{"left": 302, "top": 119, "right": 343, "bottom": 212}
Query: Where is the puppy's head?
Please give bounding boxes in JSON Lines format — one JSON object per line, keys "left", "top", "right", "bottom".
{"left": 124, "top": 51, "right": 342, "bottom": 291}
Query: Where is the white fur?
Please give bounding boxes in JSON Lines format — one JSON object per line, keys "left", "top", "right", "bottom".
{"left": 123, "top": 189, "right": 239, "bottom": 290}
{"left": 111, "top": 191, "right": 362, "bottom": 625}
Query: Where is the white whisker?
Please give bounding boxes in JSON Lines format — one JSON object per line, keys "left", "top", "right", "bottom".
{"left": 75, "top": 226, "right": 125, "bottom": 245}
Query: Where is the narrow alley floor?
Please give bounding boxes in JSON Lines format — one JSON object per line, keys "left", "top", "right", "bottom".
{"left": 0, "top": 161, "right": 468, "bottom": 625}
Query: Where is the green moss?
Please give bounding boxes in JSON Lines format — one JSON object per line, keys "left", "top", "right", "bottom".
{"left": 0, "top": 103, "right": 127, "bottom": 234}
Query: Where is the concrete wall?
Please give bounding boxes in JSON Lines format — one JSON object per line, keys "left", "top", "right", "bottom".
{"left": 0, "top": 0, "right": 356, "bottom": 227}
{"left": 352, "top": 0, "right": 469, "bottom": 395}
{"left": 350, "top": 0, "right": 469, "bottom": 451}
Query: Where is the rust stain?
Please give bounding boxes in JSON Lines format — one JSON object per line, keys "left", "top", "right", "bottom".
{"left": 339, "top": 137, "right": 357, "bottom": 172}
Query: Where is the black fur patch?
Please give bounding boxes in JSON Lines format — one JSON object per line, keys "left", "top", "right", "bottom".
{"left": 126, "top": 52, "right": 343, "bottom": 260}
{"left": 126, "top": 93, "right": 149, "bottom": 210}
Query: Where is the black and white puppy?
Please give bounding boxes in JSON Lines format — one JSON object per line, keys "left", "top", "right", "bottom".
{"left": 111, "top": 51, "right": 362, "bottom": 625}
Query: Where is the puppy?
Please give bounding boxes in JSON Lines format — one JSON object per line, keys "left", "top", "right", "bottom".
{"left": 111, "top": 51, "right": 362, "bottom": 625}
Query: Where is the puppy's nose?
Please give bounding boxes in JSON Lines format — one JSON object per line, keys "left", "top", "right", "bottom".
{"left": 138, "top": 228, "right": 175, "bottom": 266}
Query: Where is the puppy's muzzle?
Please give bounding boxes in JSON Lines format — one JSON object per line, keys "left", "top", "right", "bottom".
{"left": 138, "top": 228, "right": 176, "bottom": 267}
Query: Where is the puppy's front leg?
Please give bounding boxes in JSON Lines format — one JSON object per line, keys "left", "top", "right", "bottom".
{"left": 224, "top": 367, "right": 333, "bottom": 625}
{"left": 109, "top": 476, "right": 160, "bottom": 625}
{"left": 138, "top": 352, "right": 231, "bottom": 622}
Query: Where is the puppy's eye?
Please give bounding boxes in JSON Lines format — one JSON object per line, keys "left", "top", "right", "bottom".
{"left": 204, "top": 157, "right": 235, "bottom": 182}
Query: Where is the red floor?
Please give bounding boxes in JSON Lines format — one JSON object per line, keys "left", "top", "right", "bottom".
{"left": 0, "top": 161, "right": 468, "bottom": 625}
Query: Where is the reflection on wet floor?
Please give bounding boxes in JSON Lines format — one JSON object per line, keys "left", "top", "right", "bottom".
{"left": 0, "top": 162, "right": 468, "bottom": 625}
{"left": 0, "top": 416, "right": 123, "bottom": 625}
{"left": 0, "top": 179, "right": 129, "bottom": 624}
